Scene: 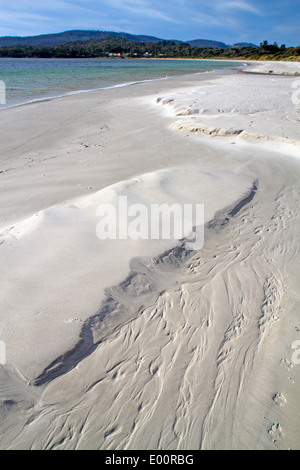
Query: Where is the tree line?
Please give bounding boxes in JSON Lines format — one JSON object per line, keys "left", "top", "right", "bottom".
{"left": 0, "top": 38, "right": 299, "bottom": 60}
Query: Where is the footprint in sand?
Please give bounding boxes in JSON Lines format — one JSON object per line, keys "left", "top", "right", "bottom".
{"left": 268, "top": 423, "right": 283, "bottom": 444}
{"left": 280, "top": 358, "right": 293, "bottom": 370}
{"left": 273, "top": 392, "right": 287, "bottom": 407}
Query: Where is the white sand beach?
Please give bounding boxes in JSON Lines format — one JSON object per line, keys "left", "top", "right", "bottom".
{"left": 0, "top": 61, "right": 299, "bottom": 450}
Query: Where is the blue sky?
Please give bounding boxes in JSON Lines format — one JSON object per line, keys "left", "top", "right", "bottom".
{"left": 0, "top": 0, "right": 299, "bottom": 46}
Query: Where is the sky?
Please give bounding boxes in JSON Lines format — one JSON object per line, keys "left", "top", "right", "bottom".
{"left": 0, "top": 0, "right": 299, "bottom": 46}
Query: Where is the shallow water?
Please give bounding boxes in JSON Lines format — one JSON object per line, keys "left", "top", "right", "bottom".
{"left": 0, "top": 57, "right": 240, "bottom": 108}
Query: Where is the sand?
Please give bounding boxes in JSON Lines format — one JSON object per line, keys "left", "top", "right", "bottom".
{"left": 0, "top": 61, "right": 299, "bottom": 450}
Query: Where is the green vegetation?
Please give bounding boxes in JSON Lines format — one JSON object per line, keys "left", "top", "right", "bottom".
{"left": 0, "top": 38, "right": 299, "bottom": 61}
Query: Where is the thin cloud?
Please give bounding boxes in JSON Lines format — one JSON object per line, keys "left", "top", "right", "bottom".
{"left": 100, "top": 0, "right": 182, "bottom": 23}
{"left": 190, "top": 12, "right": 239, "bottom": 28}
{"left": 217, "top": 1, "right": 263, "bottom": 15}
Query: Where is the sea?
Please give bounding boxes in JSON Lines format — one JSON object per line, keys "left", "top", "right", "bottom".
{"left": 0, "top": 57, "right": 241, "bottom": 109}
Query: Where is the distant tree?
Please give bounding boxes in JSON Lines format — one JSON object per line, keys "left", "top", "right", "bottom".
{"left": 260, "top": 40, "right": 269, "bottom": 47}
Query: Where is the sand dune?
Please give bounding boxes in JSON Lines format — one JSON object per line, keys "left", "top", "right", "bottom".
{"left": 0, "top": 61, "right": 299, "bottom": 450}
{"left": 243, "top": 61, "right": 300, "bottom": 76}
{"left": 0, "top": 167, "right": 252, "bottom": 383}
{"left": 152, "top": 71, "right": 300, "bottom": 150}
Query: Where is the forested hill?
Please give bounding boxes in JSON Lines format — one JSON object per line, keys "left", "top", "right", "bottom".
{"left": 0, "top": 30, "right": 227, "bottom": 48}
{"left": 0, "top": 30, "right": 260, "bottom": 49}
{"left": 0, "top": 37, "right": 298, "bottom": 61}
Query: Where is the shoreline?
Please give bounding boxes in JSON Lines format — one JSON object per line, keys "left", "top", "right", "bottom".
{"left": 1, "top": 58, "right": 299, "bottom": 112}
{"left": 0, "top": 58, "right": 243, "bottom": 111}
{"left": 0, "top": 61, "right": 299, "bottom": 450}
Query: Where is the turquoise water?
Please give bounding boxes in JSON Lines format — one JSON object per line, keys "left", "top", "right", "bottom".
{"left": 0, "top": 58, "right": 240, "bottom": 109}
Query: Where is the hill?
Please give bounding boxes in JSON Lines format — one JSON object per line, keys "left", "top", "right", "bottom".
{"left": 0, "top": 33, "right": 297, "bottom": 61}
{"left": 0, "top": 30, "right": 182, "bottom": 47}
{"left": 0, "top": 30, "right": 250, "bottom": 49}
{"left": 186, "top": 39, "right": 229, "bottom": 48}
{"left": 232, "top": 42, "right": 259, "bottom": 48}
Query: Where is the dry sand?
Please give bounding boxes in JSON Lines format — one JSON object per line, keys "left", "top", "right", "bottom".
{"left": 0, "top": 61, "right": 299, "bottom": 450}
